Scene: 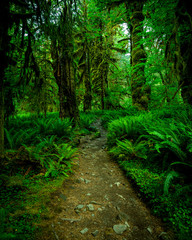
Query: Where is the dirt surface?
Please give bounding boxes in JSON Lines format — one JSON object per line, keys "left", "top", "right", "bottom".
{"left": 37, "top": 120, "right": 172, "bottom": 240}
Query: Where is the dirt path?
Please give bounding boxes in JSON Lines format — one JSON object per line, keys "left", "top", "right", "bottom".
{"left": 38, "top": 120, "right": 171, "bottom": 240}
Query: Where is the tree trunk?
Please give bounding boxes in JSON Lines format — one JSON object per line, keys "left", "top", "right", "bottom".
{"left": 66, "top": 58, "right": 80, "bottom": 125}
{"left": 176, "top": 0, "right": 192, "bottom": 104}
{"left": 84, "top": 50, "right": 92, "bottom": 111}
{"left": 99, "top": 21, "right": 106, "bottom": 110}
{"left": 51, "top": 41, "right": 78, "bottom": 121}
{"left": 130, "top": 1, "right": 150, "bottom": 110}
{"left": 0, "top": 77, "right": 5, "bottom": 157}
{"left": 0, "top": 0, "right": 9, "bottom": 157}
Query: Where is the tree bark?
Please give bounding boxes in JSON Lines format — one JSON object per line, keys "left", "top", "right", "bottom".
{"left": 0, "top": 0, "right": 9, "bottom": 157}
{"left": 0, "top": 76, "right": 5, "bottom": 157}
{"left": 130, "top": 1, "right": 150, "bottom": 110}
{"left": 83, "top": 50, "right": 92, "bottom": 112}
{"left": 176, "top": 0, "right": 192, "bottom": 104}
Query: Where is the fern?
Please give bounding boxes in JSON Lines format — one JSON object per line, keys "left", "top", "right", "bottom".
{"left": 164, "top": 171, "right": 180, "bottom": 195}
{"left": 143, "top": 120, "right": 187, "bottom": 162}
{"left": 107, "top": 116, "right": 142, "bottom": 147}
{"left": 110, "top": 139, "right": 148, "bottom": 160}
{"left": 26, "top": 141, "right": 77, "bottom": 178}
{"left": 35, "top": 118, "right": 53, "bottom": 134}
{"left": 50, "top": 118, "right": 73, "bottom": 139}
{"left": 4, "top": 128, "right": 14, "bottom": 149}
{"left": 4, "top": 128, "right": 39, "bottom": 149}
{"left": 171, "top": 161, "right": 192, "bottom": 168}
{"left": 80, "top": 113, "right": 96, "bottom": 130}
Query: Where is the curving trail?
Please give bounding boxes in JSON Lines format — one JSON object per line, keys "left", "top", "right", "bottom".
{"left": 38, "top": 120, "right": 171, "bottom": 240}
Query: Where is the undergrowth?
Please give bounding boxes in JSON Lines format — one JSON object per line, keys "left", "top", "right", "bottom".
{"left": 104, "top": 104, "right": 192, "bottom": 240}
{"left": 0, "top": 111, "right": 96, "bottom": 239}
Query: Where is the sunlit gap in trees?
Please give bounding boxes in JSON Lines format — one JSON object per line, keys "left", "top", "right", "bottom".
{"left": 122, "top": 22, "right": 130, "bottom": 58}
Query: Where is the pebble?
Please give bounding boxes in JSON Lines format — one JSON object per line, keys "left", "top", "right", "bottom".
{"left": 159, "top": 232, "right": 169, "bottom": 240}
{"left": 125, "top": 221, "right": 130, "bottom": 228}
{"left": 85, "top": 179, "right": 91, "bottom": 184}
{"left": 90, "top": 201, "right": 102, "bottom": 205}
{"left": 98, "top": 208, "right": 102, "bottom": 211}
{"left": 104, "top": 195, "right": 109, "bottom": 200}
{"left": 60, "top": 217, "right": 81, "bottom": 223}
{"left": 80, "top": 228, "right": 89, "bottom": 234}
{"left": 87, "top": 193, "right": 91, "bottom": 196}
{"left": 147, "top": 226, "right": 153, "bottom": 234}
{"left": 113, "top": 224, "right": 127, "bottom": 235}
{"left": 87, "top": 204, "right": 94, "bottom": 211}
{"left": 92, "top": 230, "right": 99, "bottom": 237}
{"left": 116, "top": 193, "right": 126, "bottom": 200}
{"left": 75, "top": 204, "right": 84, "bottom": 210}
{"left": 114, "top": 182, "right": 121, "bottom": 187}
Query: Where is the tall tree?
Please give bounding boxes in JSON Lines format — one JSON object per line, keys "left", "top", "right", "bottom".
{"left": 174, "top": 0, "right": 192, "bottom": 104}
{"left": 0, "top": 0, "right": 49, "bottom": 156}
{"left": 50, "top": 1, "right": 79, "bottom": 123}
{"left": 129, "top": 1, "right": 150, "bottom": 110}
{"left": 96, "top": 0, "right": 150, "bottom": 110}
{"left": 0, "top": 0, "right": 9, "bottom": 157}
{"left": 76, "top": 0, "right": 92, "bottom": 112}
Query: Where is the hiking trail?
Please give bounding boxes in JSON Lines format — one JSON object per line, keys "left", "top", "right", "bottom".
{"left": 37, "top": 120, "right": 172, "bottom": 240}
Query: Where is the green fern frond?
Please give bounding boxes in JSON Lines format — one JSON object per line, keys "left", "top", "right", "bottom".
{"left": 164, "top": 171, "right": 180, "bottom": 195}
{"left": 4, "top": 128, "right": 14, "bottom": 149}
{"left": 171, "top": 161, "right": 192, "bottom": 168}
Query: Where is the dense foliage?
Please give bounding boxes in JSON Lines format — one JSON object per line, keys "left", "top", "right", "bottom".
{"left": 103, "top": 105, "right": 192, "bottom": 239}
{"left": 0, "top": 0, "right": 192, "bottom": 239}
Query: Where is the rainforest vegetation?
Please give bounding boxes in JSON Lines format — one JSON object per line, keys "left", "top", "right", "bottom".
{"left": 0, "top": 0, "right": 192, "bottom": 239}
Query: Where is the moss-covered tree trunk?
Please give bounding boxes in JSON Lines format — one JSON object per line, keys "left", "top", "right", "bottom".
{"left": 51, "top": 41, "right": 66, "bottom": 119}
{"left": 82, "top": 2, "right": 92, "bottom": 112}
{"left": 59, "top": 53, "right": 79, "bottom": 124}
{"left": 0, "top": 0, "right": 9, "bottom": 157}
{"left": 176, "top": 0, "right": 192, "bottom": 104}
{"left": 130, "top": 1, "right": 150, "bottom": 110}
{"left": 51, "top": 41, "right": 79, "bottom": 124}
{"left": 65, "top": 57, "right": 80, "bottom": 124}
{"left": 83, "top": 50, "right": 92, "bottom": 112}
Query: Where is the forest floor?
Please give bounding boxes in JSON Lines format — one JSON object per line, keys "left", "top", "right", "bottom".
{"left": 36, "top": 120, "right": 173, "bottom": 240}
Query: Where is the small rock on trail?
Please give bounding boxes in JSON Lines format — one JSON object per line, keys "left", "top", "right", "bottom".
{"left": 113, "top": 224, "right": 128, "bottom": 235}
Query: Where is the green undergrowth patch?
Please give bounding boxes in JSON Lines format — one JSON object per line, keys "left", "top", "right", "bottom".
{"left": 106, "top": 104, "right": 192, "bottom": 240}
{"left": 101, "top": 107, "right": 139, "bottom": 129}
{"left": 0, "top": 111, "right": 99, "bottom": 239}
{"left": 0, "top": 172, "right": 67, "bottom": 240}
{"left": 118, "top": 160, "right": 192, "bottom": 239}
{"left": 79, "top": 112, "right": 97, "bottom": 135}
{"left": 1, "top": 112, "right": 86, "bottom": 239}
